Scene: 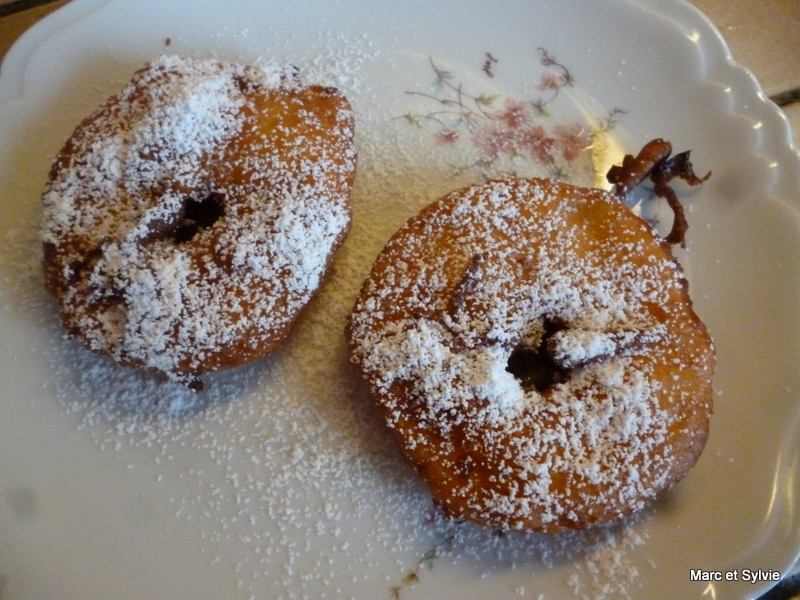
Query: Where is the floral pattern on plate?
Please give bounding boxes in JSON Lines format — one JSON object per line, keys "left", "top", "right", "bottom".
{"left": 397, "top": 49, "right": 625, "bottom": 184}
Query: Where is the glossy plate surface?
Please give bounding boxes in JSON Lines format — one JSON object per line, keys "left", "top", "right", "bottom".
{"left": 1, "top": 1, "right": 799, "bottom": 598}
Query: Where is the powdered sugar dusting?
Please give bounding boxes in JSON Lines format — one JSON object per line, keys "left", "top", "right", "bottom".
{"left": 41, "top": 55, "right": 355, "bottom": 387}
{"left": 347, "top": 177, "right": 714, "bottom": 533}
{"left": 0, "top": 35, "right": 696, "bottom": 599}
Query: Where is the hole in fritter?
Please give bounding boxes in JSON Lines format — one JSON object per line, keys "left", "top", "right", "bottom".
{"left": 506, "top": 319, "right": 568, "bottom": 392}
{"left": 173, "top": 193, "right": 225, "bottom": 243}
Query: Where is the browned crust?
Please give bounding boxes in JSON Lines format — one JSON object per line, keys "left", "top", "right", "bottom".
{"left": 42, "top": 58, "right": 357, "bottom": 390}
{"left": 346, "top": 177, "right": 715, "bottom": 533}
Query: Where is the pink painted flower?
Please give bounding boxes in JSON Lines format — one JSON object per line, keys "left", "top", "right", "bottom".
{"left": 553, "top": 123, "right": 589, "bottom": 161}
{"left": 496, "top": 98, "right": 532, "bottom": 129}
{"left": 436, "top": 129, "right": 460, "bottom": 145}
{"left": 472, "top": 123, "right": 514, "bottom": 159}
{"left": 516, "top": 125, "right": 556, "bottom": 163}
{"left": 537, "top": 72, "right": 559, "bottom": 91}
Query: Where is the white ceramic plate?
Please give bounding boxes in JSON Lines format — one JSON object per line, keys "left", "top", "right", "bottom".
{"left": 1, "top": 1, "right": 799, "bottom": 599}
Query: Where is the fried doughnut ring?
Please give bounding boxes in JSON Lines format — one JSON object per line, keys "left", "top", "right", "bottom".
{"left": 42, "top": 56, "right": 356, "bottom": 390}
{"left": 346, "top": 177, "right": 715, "bottom": 533}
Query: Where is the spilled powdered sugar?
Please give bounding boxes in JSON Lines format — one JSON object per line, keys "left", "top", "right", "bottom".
{"left": 0, "top": 36, "right": 673, "bottom": 600}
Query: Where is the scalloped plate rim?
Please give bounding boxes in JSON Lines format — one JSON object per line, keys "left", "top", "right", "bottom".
{"left": 0, "top": 1, "right": 798, "bottom": 599}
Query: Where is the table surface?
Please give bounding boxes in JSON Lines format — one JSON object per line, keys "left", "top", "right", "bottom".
{"left": 1, "top": 0, "right": 799, "bottom": 599}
